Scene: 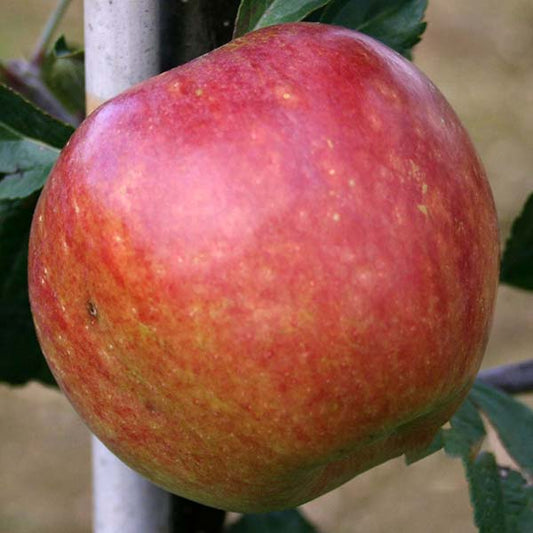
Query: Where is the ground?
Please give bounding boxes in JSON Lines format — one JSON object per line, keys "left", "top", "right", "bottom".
{"left": 1, "top": 0, "right": 532, "bottom": 531}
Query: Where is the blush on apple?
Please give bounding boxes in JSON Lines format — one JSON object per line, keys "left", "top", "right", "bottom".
{"left": 28, "top": 23, "right": 499, "bottom": 512}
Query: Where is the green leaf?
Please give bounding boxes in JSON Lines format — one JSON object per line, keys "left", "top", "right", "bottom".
{"left": 499, "top": 468, "right": 533, "bottom": 533}
{"left": 319, "top": 0, "right": 428, "bottom": 58}
{"left": 0, "top": 196, "right": 56, "bottom": 387}
{"left": 228, "top": 510, "right": 318, "bottom": 532}
{"left": 436, "top": 387, "right": 533, "bottom": 531}
{"left": 233, "top": 0, "right": 330, "bottom": 37}
{"left": 0, "top": 84, "right": 73, "bottom": 200}
{"left": 0, "top": 124, "right": 57, "bottom": 200}
{"left": 517, "top": 486, "right": 533, "bottom": 533}
{"left": 464, "top": 452, "right": 507, "bottom": 533}
{"left": 41, "top": 36, "right": 85, "bottom": 118}
{"left": 51, "top": 35, "right": 80, "bottom": 58}
{"left": 470, "top": 381, "right": 533, "bottom": 476}
{"left": 0, "top": 84, "right": 70, "bottom": 386}
{"left": 500, "top": 193, "right": 533, "bottom": 291}
{"left": 443, "top": 396, "right": 486, "bottom": 459}
{"left": 463, "top": 455, "right": 533, "bottom": 533}
{"left": 405, "top": 395, "right": 486, "bottom": 465}
{"left": 0, "top": 83, "right": 73, "bottom": 149}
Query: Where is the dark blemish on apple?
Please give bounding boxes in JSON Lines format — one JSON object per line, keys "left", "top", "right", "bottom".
{"left": 87, "top": 301, "right": 98, "bottom": 320}
{"left": 145, "top": 400, "right": 157, "bottom": 414}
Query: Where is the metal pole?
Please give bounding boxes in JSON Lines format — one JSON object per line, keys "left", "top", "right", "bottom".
{"left": 84, "top": 1, "right": 172, "bottom": 531}
{"left": 84, "top": 0, "right": 165, "bottom": 109}
{"left": 92, "top": 439, "right": 171, "bottom": 533}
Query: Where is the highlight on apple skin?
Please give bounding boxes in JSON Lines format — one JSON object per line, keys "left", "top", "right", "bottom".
{"left": 28, "top": 22, "right": 500, "bottom": 512}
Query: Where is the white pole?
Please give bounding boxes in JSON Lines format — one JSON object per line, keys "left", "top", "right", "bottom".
{"left": 85, "top": 0, "right": 163, "bottom": 109}
{"left": 84, "top": 2, "right": 172, "bottom": 531}
{"left": 92, "top": 439, "right": 171, "bottom": 533}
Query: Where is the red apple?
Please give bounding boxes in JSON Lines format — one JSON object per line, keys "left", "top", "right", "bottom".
{"left": 28, "top": 23, "right": 499, "bottom": 512}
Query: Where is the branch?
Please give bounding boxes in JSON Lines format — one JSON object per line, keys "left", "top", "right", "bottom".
{"left": 0, "top": 60, "right": 80, "bottom": 126}
{"left": 477, "top": 360, "right": 533, "bottom": 394}
{"left": 30, "top": 0, "right": 73, "bottom": 67}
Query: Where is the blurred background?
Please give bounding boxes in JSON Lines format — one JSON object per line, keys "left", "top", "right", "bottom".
{"left": 1, "top": 0, "right": 532, "bottom": 531}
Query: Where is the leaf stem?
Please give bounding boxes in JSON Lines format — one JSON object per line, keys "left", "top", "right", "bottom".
{"left": 477, "top": 360, "right": 533, "bottom": 394}
{"left": 30, "top": 0, "right": 73, "bottom": 67}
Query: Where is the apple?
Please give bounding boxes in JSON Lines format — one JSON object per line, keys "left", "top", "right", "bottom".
{"left": 28, "top": 23, "right": 499, "bottom": 512}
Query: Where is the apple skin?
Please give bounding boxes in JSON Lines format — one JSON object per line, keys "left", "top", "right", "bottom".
{"left": 28, "top": 23, "right": 499, "bottom": 512}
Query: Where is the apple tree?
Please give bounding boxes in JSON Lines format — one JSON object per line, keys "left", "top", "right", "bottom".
{"left": 1, "top": 0, "right": 532, "bottom": 531}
